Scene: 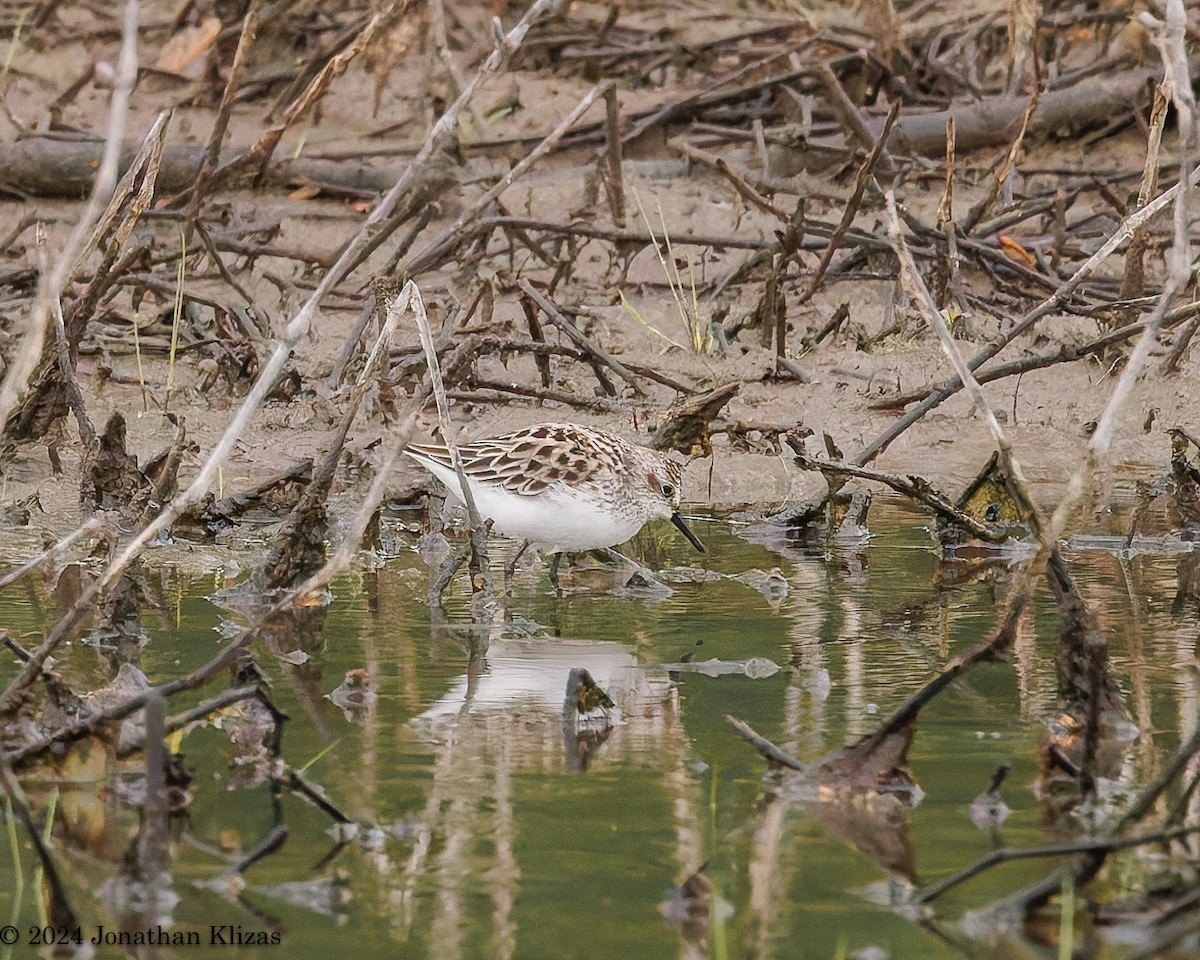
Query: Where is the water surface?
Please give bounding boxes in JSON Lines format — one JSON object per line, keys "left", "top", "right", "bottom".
{"left": 1, "top": 497, "right": 1196, "bottom": 959}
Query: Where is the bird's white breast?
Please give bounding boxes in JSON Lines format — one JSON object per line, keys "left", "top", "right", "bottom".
{"left": 416, "top": 456, "right": 647, "bottom": 553}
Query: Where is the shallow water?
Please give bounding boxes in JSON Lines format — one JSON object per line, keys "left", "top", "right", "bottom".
{"left": 1, "top": 497, "right": 1197, "bottom": 959}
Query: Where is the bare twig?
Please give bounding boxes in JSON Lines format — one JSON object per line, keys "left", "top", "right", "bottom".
{"left": 799, "top": 100, "right": 901, "bottom": 304}
{"left": 918, "top": 824, "right": 1200, "bottom": 904}
{"left": 602, "top": 85, "right": 626, "bottom": 227}
{"left": 176, "top": 0, "right": 263, "bottom": 211}
{"left": 402, "top": 80, "right": 614, "bottom": 276}
{"left": 1118, "top": 83, "right": 1170, "bottom": 304}
{"left": 403, "top": 280, "right": 493, "bottom": 598}
{"left": 516, "top": 279, "right": 652, "bottom": 395}
{"left": 793, "top": 454, "right": 1010, "bottom": 542}
{"left": 726, "top": 715, "right": 805, "bottom": 771}
{"left": 963, "top": 78, "right": 1043, "bottom": 233}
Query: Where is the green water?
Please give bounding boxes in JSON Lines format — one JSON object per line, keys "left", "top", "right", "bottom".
{"left": 1, "top": 498, "right": 1197, "bottom": 959}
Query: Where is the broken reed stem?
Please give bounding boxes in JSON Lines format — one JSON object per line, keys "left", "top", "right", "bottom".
{"left": 402, "top": 279, "right": 492, "bottom": 596}
{"left": 0, "top": 0, "right": 137, "bottom": 432}
{"left": 520, "top": 295, "right": 552, "bottom": 388}
{"left": 163, "top": 225, "right": 185, "bottom": 412}
{"left": 430, "top": 0, "right": 470, "bottom": 97}
{"left": 226, "top": 823, "right": 287, "bottom": 877}
{"left": 937, "top": 118, "right": 955, "bottom": 227}
{"left": 43, "top": 247, "right": 96, "bottom": 448}
{"left": 603, "top": 85, "right": 626, "bottom": 227}
{"left": 800, "top": 99, "right": 901, "bottom": 305}
{"left": 357, "top": 283, "right": 409, "bottom": 385}
{"left": 429, "top": 538, "right": 472, "bottom": 608}
{"left": 80, "top": 110, "right": 169, "bottom": 272}
{"left": 177, "top": 0, "right": 262, "bottom": 213}
{"left": 1163, "top": 313, "right": 1200, "bottom": 372}
{"left": 963, "top": 74, "right": 1042, "bottom": 233}
{"left": 1118, "top": 82, "right": 1169, "bottom": 304}
{"left": 813, "top": 60, "right": 893, "bottom": 171}
{"left": 207, "top": 7, "right": 393, "bottom": 193}
{"left": 929, "top": 722, "right": 1200, "bottom": 912}
{"left": 933, "top": 118, "right": 958, "bottom": 308}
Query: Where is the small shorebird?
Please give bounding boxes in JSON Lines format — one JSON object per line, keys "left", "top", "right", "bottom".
{"left": 405, "top": 422, "right": 705, "bottom": 580}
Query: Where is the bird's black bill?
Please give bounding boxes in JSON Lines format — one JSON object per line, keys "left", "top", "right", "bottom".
{"left": 670, "top": 512, "right": 706, "bottom": 553}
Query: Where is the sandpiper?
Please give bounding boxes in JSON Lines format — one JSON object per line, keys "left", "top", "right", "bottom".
{"left": 404, "top": 422, "right": 705, "bottom": 579}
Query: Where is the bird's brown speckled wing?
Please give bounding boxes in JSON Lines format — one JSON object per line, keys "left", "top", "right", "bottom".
{"left": 407, "top": 424, "right": 626, "bottom": 497}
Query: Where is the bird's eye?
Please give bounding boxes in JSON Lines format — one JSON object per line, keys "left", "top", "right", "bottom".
{"left": 661, "top": 483, "right": 675, "bottom": 498}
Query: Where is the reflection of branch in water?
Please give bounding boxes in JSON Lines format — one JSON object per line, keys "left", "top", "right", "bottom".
{"left": 726, "top": 715, "right": 918, "bottom": 883}
{"left": 917, "top": 823, "right": 1200, "bottom": 905}
{"left": 954, "top": 721, "right": 1200, "bottom": 920}
{"left": 726, "top": 716, "right": 803, "bottom": 771}
{"left": 0, "top": 763, "right": 80, "bottom": 930}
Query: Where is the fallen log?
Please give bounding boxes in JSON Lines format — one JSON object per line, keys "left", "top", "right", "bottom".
{"left": 0, "top": 137, "right": 449, "bottom": 199}
{"left": 863, "top": 58, "right": 1197, "bottom": 157}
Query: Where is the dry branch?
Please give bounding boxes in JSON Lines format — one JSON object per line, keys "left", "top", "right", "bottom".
{"left": 0, "top": 137, "right": 451, "bottom": 199}
{"left": 401, "top": 80, "right": 616, "bottom": 276}
{"left": 867, "top": 58, "right": 1195, "bottom": 157}
{"left": 516, "top": 279, "right": 653, "bottom": 396}
{"left": 793, "top": 454, "right": 1009, "bottom": 542}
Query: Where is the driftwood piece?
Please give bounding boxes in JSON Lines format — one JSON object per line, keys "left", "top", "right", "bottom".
{"left": 174, "top": 459, "right": 313, "bottom": 541}
{"left": 863, "top": 59, "right": 1190, "bottom": 157}
{"left": 794, "top": 453, "right": 1012, "bottom": 543}
{"left": 0, "top": 137, "right": 450, "bottom": 199}
{"left": 651, "top": 383, "right": 739, "bottom": 457}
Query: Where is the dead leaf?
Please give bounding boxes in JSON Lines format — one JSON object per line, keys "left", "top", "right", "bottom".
{"left": 997, "top": 234, "right": 1037, "bottom": 269}
{"left": 288, "top": 183, "right": 321, "bottom": 202}
{"left": 155, "top": 17, "right": 222, "bottom": 76}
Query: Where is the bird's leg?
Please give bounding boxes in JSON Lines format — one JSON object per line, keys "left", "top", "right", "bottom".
{"left": 505, "top": 540, "right": 531, "bottom": 602}
{"left": 548, "top": 552, "right": 563, "bottom": 593}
